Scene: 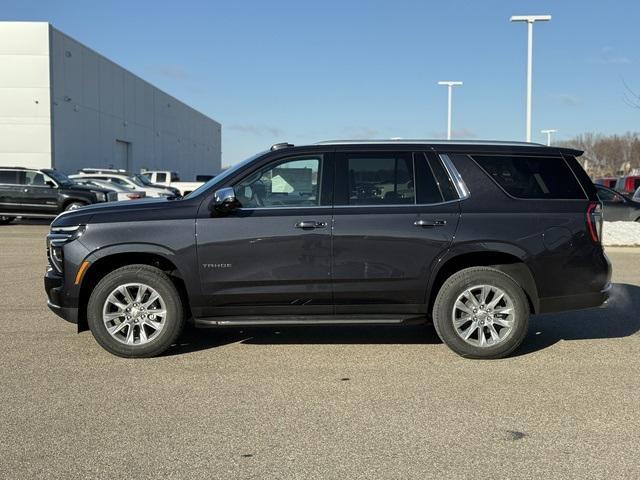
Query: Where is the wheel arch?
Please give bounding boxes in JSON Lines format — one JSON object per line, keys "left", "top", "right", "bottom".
{"left": 76, "top": 245, "right": 192, "bottom": 332}
{"left": 62, "top": 197, "right": 89, "bottom": 210}
{"left": 427, "top": 244, "right": 539, "bottom": 316}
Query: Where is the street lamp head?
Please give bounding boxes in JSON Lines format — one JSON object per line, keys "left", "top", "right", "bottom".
{"left": 438, "top": 81, "right": 463, "bottom": 86}
{"left": 541, "top": 129, "right": 557, "bottom": 134}
{"left": 510, "top": 15, "right": 552, "bottom": 23}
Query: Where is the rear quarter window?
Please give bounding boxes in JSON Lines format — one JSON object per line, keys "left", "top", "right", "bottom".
{"left": 472, "top": 155, "right": 586, "bottom": 199}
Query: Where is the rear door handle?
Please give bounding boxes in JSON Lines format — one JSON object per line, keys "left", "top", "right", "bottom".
{"left": 414, "top": 219, "right": 447, "bottom": 227}
{"left": 295, "top": 221, "right": 327, "bottom": 229}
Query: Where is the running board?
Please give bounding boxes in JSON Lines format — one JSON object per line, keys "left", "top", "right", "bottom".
{"left": 194, "top": 314, "right": 426, "bottom": 328}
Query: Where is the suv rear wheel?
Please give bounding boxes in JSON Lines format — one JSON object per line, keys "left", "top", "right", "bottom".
{"left": 432, "top": 267, "right": 529, "bottom": 359}
{"left": 87, "top": 265, "right": 184, "bottom": 358}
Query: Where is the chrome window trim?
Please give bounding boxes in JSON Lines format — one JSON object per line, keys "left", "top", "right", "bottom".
{"left": 439, "top": 154, "right": 470, "bottom": 200}
{"left": 235, "top": 198, "right": 461, "bottom": 211}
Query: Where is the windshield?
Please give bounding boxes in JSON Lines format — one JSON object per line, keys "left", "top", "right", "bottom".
{"left": 185, "top": 151, "right": 268, "bottom": 199}
{"left": 134, "top": 174, "right": 153, "bottom": 186}
{"left": 44, "top": 169, "right": 73, "bottom": 186}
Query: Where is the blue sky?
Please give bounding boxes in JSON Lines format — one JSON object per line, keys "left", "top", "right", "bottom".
{"left": 3, "top": 0, "right": 639, "bottom": 165}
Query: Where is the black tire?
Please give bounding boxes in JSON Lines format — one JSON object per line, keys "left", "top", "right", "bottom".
{"left": 0, "top": 216, "right": 15, "bottom": 225}
{"left": 432, "top": 267, "right": 529, "bottom": 359}
{"left": 87, "top": 264, "right": 184, "bottom": 358}
{"left": 64, "top": 201, "right": 86, "bottom": 211}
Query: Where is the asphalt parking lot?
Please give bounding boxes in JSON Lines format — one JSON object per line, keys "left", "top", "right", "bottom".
{"left": 1, "top": 222, "right": 639, "bottom": 479}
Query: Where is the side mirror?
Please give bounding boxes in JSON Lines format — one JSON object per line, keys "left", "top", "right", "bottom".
{"left": 212, "top": 187, "right": 239, "bottom": 213}
{"left": 612, "top": 194, "right": 624, "bottom": 203}
{"left": 45, "top": 180, "right": 56, "bottom": 188}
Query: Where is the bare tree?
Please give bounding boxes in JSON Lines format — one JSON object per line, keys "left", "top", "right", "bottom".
{"left": 558, "top": 132, "right": 640, "bottom": 177}
{"left": 622, "top": 78, "right": 640, "bottom": 109}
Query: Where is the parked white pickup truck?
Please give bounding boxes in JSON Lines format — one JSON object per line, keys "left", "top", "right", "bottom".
{"left": 139, "top": 170, "right": 204, "bottom": 196}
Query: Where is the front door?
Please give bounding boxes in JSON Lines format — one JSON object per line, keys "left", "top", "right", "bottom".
{"left": 331, "top": 150, "right": 460, "bottom": 314}
{"left": 22, "top": 171, "right": 59, "bottom": 214}
{"left": 195, "top": 152, "right": 333, "bottom": 317}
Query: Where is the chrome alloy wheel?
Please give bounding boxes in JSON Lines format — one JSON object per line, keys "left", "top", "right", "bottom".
{"left": 452, "top": 284, "right": 515, "bottom": 348}
{"left": 102, "top": 283, "right": 167, "bottom": 345}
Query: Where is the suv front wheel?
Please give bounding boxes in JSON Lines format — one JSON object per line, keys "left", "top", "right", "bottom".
{"left": 87, "top": 264, "right": 185, "bottom": 358}
{"left": 433, "top": 267, "right": 529, "bottom": 359}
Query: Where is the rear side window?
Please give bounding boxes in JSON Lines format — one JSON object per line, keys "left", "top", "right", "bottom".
{"left": 347, "top": 154, "right": 415, "bottom": 205}
{"left": 155, "top": 173, "right": 167, "bottom": 183}
{"left": 0, "top": 170, "right": 20, "bottom": 184}
{"left": 413, "top": 152, "right": 445, "bottom": 204}
{"left": 472, "top": 155, "right": 585, "bottom": 199}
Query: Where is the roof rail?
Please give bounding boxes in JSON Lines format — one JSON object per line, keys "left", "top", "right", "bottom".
{"left": 78, "top": 167, "right": 129, "bottom": 174}
{"left": 270, "top": 142, "right": 295, "bottom": 151}
{"left": 314, "top": 139, "right": 547, "bottom": 147}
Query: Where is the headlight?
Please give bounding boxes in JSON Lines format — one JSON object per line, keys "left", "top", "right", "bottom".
{"left": 47, "top": 225, "right": 86, "bottom": 274}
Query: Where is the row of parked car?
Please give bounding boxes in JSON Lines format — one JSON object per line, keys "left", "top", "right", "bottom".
{"left": 0, "top": 166, "right": 210, "bottom": 224}
{"left": 593, "top": 175, "right": 640, "bottom": 222}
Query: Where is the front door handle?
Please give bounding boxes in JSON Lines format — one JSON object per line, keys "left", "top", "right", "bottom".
{"left": 414, "top": 219, "right": 447, "bottom": 227}
{"left": 295, "top": 221, "right": 327, "bottom": 229}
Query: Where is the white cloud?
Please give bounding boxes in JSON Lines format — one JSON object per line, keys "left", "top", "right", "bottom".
{"left": 590, "top": 47, "right": 631, "bottom": 65}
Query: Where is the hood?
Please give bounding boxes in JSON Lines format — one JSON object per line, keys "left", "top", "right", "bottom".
{"left": 51, "top": 197, "right": 198, "bottom": 228}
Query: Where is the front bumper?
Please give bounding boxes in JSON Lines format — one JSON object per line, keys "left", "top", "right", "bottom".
{"left": 44, "top": 269, "right": 78, "bottom": 324}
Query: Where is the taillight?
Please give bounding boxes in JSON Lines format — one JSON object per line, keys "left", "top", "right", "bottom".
{"left": 586, "top": 201, "right": 603, "bottom": 244}
{"left": 126, "top": 193, "right": 142, "bottom": 200}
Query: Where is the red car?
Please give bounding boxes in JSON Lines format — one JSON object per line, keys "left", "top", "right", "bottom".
{"left": 594, "top": 177, "right": 618, "bottom": 189}
{"left": 614, "top": 176, "right": 640, "bottom": 195}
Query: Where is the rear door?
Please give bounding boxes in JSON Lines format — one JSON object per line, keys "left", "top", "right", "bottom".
{"left": 331, "top": 149, "right": 460, "bottom": 314}
{"left": 0, "top": 170, "right": 27, "bottom": 214}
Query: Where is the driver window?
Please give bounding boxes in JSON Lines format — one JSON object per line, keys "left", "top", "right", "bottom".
{"left": 25, "top": 171, "right": 46, "bottom": 186}
{"left": 234, "top": 156, "right": 322, "bottom": 208}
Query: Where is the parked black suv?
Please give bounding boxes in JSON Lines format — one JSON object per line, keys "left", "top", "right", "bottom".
{"left": 44, "top": 141, "right": 611, "bottom": 359}
{"left": 0, "top": 167, "right": 117, "bottom": 223}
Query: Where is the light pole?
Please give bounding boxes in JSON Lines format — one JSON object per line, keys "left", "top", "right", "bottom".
{"left": 541, "top": 129, "right": 557, "bottom": 146}
{"left": 510, "top": 15, "right": 551, "bottom": 142}
{"left": 437, "top": 81, "right": 463, "bottom": 140}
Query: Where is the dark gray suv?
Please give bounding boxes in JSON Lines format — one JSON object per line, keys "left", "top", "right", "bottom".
{"left": 0, "top": 167, "right": 116, "bottom": 223}
{"left": 44, "top": 140, "right": 611, "bottom": 359}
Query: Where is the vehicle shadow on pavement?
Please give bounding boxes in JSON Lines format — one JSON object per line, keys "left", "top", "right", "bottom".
{"left": 166, "top": 324, "right": 441, "bottom": 356}
{"left": 165, "top": 283, "right": 640, "bottom": 357}
{"left": 516, "top": 283, "right": 640, "bottom": 356}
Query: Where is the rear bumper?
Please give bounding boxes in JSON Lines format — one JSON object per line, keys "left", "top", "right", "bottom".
{"left": 538, "top": 282, "right": 612, "bottom": 314}
{"left": 44, "top": 269, "right": 78, "bottom": 324}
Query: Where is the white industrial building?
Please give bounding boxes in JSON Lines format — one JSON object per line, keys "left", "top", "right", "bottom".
{"left": 0, "top": 22, "right": 221, "bottom": 179}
